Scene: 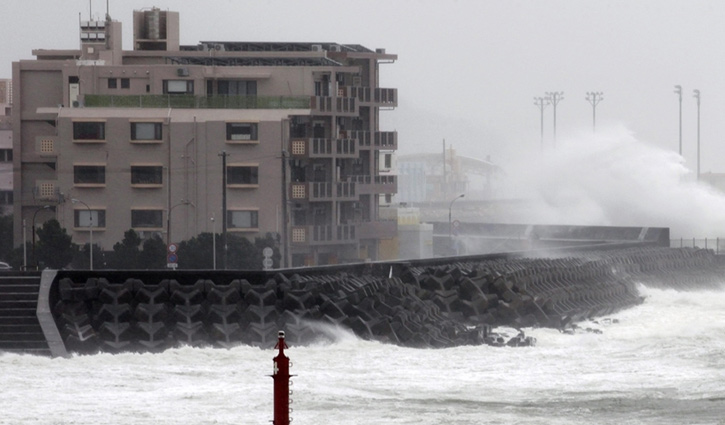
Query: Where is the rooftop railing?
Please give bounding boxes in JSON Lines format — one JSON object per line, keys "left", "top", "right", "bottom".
{"left": 83, "top": 95, "right": 311, "bottom": 109}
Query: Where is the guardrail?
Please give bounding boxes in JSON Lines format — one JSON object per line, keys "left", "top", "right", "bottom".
{"left": 84, "top": 95, "right": 311, "bottom": 109}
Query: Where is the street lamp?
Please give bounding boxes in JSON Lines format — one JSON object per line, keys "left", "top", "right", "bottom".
{"left": 167, "top": 200, "right": 189, "bottom": 246}
{"left": 585, "top": 92, "right": 604, "bottom": 132}
{"left": 32, "top": 205, "right": 51, "bottom": 270}
{"left": 693, "top": 89, "right": 701, "bottom": 180}
{"left": 545, "top": 91, "right": 564, "bottom": 148}
{"left": 533, "top": 96, "right": 549, "bottom": 150}
{"left": 71, "top": 198, "right": 93, "bottom": 270}
{"left": 448, "top": 194, "right": 465, "bottom": 253}
{"left": 210, "top": 215, "right": 216, "bottom": 270}
{"left": 674, "top": 85, "right": 682, "bottom": 155}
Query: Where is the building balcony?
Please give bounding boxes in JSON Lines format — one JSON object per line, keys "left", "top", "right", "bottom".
{"left": 290, "top": 181, "right": 357, "bottom": 201}
{"left": 355, "top": 219, "right": 397, "bottom": 240}
{"left": 345, "top": 87, "right": 398, "bottom": 108}
{"left": 310, "top": 96, "right": 358, "bottom": 116}
{"left": 291, "top": 224, "right": 357, "bottom": 246}
{"left": 290, "top": 138, "right": 357, "bottom": 159}
{"left": 83, "top": 94, "right": 311, "bottom": 109}
{"left": 349, "top": 131, "right": 398, "bottom": 150}
{"left": 346, "top": 175, "right": 397, "bottom": 195}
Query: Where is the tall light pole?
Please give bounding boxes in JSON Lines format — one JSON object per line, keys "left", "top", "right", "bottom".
{"left": 448, "top": 194, "right": 465, "bottom": 254}
{"left": 71, "top": 198, "right": 93, "bottom": 270}
{"left": 534, "top": 96, "right": 549, "bottom": 150}
{"left": 210, "top": 215, "right": 216, "bottom": 270}
{"left": 674, "top": 85, "right": 682, "bottom": 155}
{"left": 167, "top": 200, "right": 189, "bottom": 246}
{"left": 693, "top": 89, "right": 701, "bottom": 180}
{"left": 585, "top": 91, "right": 604, "bottom": 132}
{"left": 545, "top": 91, "right": 564, "bottom": 148}
{"left": 32, "top": 205, "right": 51, "bottom": 270}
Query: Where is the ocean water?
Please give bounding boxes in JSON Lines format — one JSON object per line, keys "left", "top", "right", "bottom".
{"left": 2, "top": 285, "right": 725, "bottom": 425}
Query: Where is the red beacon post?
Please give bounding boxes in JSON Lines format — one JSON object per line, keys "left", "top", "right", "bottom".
{"left": 272, "top": 330, "right": 291, "bottom": 425}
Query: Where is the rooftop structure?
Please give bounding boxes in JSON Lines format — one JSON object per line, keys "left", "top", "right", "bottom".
{"left": 13, "top": 8, "right": 398, "bottom": 267}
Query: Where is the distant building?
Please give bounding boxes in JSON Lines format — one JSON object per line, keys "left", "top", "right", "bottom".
{"left": 0, "top": 79, "right": 12, "bottom": 216}
{"left": 12, "top": 8, "right": 398, "bottom": 267}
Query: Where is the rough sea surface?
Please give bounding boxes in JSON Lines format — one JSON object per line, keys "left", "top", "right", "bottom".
{"left": 2, "top": 284, "right": 725, "bottom": 425}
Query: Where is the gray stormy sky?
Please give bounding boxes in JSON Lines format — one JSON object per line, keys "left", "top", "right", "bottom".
{"left": 2, "top": 0, "right": 724, "bottom": 174}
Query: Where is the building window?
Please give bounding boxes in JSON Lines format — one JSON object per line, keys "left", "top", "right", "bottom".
{"left": 131, "top": 210, "right": 163, "bottom": 228}
{"left": 131, "top": 122, "right": 162, "bottom": 141}
{"left": 227, "top": 166, "right": 258, "bottom": 185}
{"left": 74, "top": 209, "right": 106, "bottom": 228}
{"left": 384, "top": 153, "right": 392, "bottom": 169}
{"left": 0, "top": 149, "right": 11, "bottom": 162}
{"left": 108, "top": 78, "right": 117, "bottom": 89}
{"left": 121, "top": 78, "right": 130, "bottom": 89}
{"left": 131, "top": 166, "right": 163, "bottom": 185}
{"left": 0, "top": 190, "right": 12, "bottom": 205}
{"left": 163, "top": 80, "right": 194, "bottom": 94}
{"left": 227, "top": 210, "right": 258, "bottom": 230}
{"left": 74, "top": 165, "right": 106, "bottom": 185}
{"left": 217, "top": 80, "right": 257, "bottom": 95}
{"left": 226, "top": 123, "right": 258, "bottom": 141}
{"left": 73, "top": 122, "right": 105, "bottom": 141}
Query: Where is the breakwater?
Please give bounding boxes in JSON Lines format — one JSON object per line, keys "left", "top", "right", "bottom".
{"left": 2, "top": 243, "right": 719, "bottom": 357}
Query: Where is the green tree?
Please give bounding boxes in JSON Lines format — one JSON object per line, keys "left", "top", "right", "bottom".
{"left": 139, "top": 234, "right": 167, "bottom": 269}
{"left": 177, "top": 232, "right": 219, "bottom": 269}
{"left": 0, "top": 214, "right": 12, "bottom": 262}
{"left": 35, "top": 219, "right": 74, "bottom": 269}
{"left": 110, "top": 229, "right": 142, "bottom": 269}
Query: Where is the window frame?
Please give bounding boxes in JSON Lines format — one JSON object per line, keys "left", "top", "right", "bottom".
{"left": 226, "top": 122, "right": 259, "bottom": 142}
{"left": 130, "top": 165, "right": 164, "bottom": 187}
{"left": 73, "top": 121, "right": 106, "bottom": 142}
{"left": 107, "top": 78, "right": 117, "bottom": 89}
{"left": 130, "top": 122, "right": 163, "bottom": 143}
{"left": 0, "top": 149, "right": 12, "bottom": 162}
{"left": 120, "top": 78, "right": 130, "bottom": 89}
{"left": 163, "top": 80, "right": 194, "bottom": 94}
{"left": 73, "top": 164, "right": 106, "bottom": 187}
{"left": 226, "top": 164, "right": 259, "bottom": 187}
{"left": 74, "top": 209, "right": 106, "bottom": 229}
{"left": 131, "top": 209, "right": 164, "bottom": 229}
{"left": 227, "top": 209, "right": 259, "bottom": 232}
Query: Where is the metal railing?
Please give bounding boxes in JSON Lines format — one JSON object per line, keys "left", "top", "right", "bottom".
{"left": 84, "top": 95, "right": 311, "bottom": 109}
{"left": 670, "top": 238, "right": 725, "bottom": 254}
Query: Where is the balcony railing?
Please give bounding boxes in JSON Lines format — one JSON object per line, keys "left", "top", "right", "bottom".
{"left": 291, "top": 225, "right": 357, "bottom": 245}
{"left": 347, "top": 87, "right": 398, "bottom": 107}
{"left": 349, "top": 130, "right": 397, "bottom": 149}
{"left": 83, "top": 94, "right": 311, "bottom": 109}
{"left": 308, "top": 138, "right": 357, "bottom": 158}
{"left": 311, "top": 96, "right": 357, "bottom": 115}
{"left": 310, "top": 182, "right": 357, "bottom": 201}
{"left": 346, "top": 175, "right": 397, "bottom": 195}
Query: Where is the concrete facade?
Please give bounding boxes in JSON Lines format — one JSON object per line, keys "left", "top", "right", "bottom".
{"left": 0, "top": 79, "right": 12, "bottom": 216}
{"left": 12, "top": 8, "right": 398, "bottom": 267}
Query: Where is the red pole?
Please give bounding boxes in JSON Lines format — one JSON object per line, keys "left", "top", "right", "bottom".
{"left": 272, "top": 330, "right": 290, "bottom": 425}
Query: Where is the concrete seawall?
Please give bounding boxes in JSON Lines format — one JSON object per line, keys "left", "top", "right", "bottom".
{"left": 1, "top": 244, "right": 723, "bottom": 357}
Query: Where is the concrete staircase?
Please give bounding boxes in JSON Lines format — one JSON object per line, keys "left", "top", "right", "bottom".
{"left": 0, "top": 273, "right": 51, "bottom": 356}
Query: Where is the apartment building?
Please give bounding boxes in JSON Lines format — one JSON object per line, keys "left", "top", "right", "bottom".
{"left": 13, "top": 8, "right": 398, "bottom": 267}
{"left": 0, "top": 79, "right": 12, "bottom": 216}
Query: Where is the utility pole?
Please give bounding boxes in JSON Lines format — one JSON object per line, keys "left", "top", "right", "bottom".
{"left": 674, "top": 85, "right": 682, "bottom": 155}
{"left": 219, "top": 151, "right": 229, "bottom": 269}
{"left": 545, "top": 91, "right": 564, "bottom": 148}
{"left": 693, "top": 89, "right": 701, "bottom": 180}
{"left": 585, "top": 92, "right": 604, "bottom": 132}
{"left": 534, "top": 96, "right": 549, "bottom": 150}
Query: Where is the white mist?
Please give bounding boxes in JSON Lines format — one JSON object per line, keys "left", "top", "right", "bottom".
{"left": 500, "top": 125, "right": 725, "bottom": 238}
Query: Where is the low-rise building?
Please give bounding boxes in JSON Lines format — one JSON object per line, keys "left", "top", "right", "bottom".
{"left": 13, "top": 8, "right": 397, "bottom": 267}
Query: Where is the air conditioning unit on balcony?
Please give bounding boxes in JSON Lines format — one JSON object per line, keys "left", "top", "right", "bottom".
{"left": 311, "top": 44, "right": 323, "bottom": 52}
{"left": 330, "top": 45, "right": 341, "bottom": 52}
{"left": 177, "top": 68, "right": 189, "bottom": 76}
